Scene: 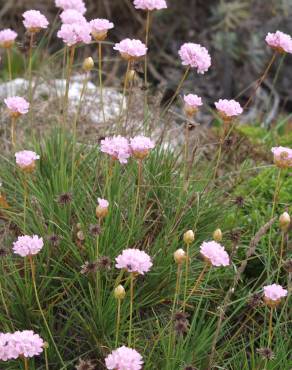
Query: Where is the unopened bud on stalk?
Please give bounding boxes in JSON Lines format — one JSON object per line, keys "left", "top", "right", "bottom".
{"left": 213, "top": 228, "right": 223, "bottom": 242}
{"left": 279, "top": 212, "right": 290, "bottom": 232}
{"left": 174, "top": 249, "right": 186, "bottom": 264}
{"left": 114, "top": 284, "right": 126, "bottom": 300}
{"left": 43, "top": 342, "right": 49, "bottom": 349}
{"left": 183, "top": 230, "right": 195, "bottom": 244}
{"left": 77, "top": 230, "right": 85, "bottom": 241}
{"left": 82, "top": 57, "right": 94, "bottom": 72}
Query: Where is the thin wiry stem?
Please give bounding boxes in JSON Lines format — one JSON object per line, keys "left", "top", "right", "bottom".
{"left": 115, "top": 298, "right": 121, "bottom": 347}
{"left": 185, "top": 262, "right": 208, "bottom": 306}
{"left": 143, "top": 10, "right": 152, "bottom": 115}
{"left": 28, "top": 33, "right": 34, "bottom": 107}
{"left": 128, "top": 273, "right": 135, "bottom": 347}
{"left": 24, "top": 358, "right": 29, "bottom": 370}
{"left": 29, "top": 256, "right": 65, "bottom": 367}
{"left": 98, "top": 42, "right": 106, "bottom": 125}
{"left": 63, "top": 45, "right": 76, "bottom": 125}
{"left": 6, "top": 48, "right": 12, "bottom": 82}
{"left": 182, "top": 243, "right": 190, "bottom": 311}
{"left": 10, "top": 116, "right": 16, "bottom": 148}
{"left": 118, "top": 60, "right": 131, "bottom": 134}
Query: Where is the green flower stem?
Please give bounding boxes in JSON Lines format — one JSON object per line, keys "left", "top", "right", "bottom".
{"left": 184, "top": 263, "right": 208, "bottom": 306}
{"left": 182, "top": 242, "right": 190, "bottom": 311}
{"left": 98, "top": 42, "right": 106, "bottom": 125}
{"left": 128, "top": 272, "right": 135, "bottom": 346}
{"left": 6, "top": 48, "right": 12, "bottom": 82}
{"left": 63, "top": 45, "right": 76, "bottom": 125}
{"left": 29, "top": 255, "right": 65, "bottom": 367}
{"left": 115, "top": 298, "right": 122, "bottom": 347}
{"left": 10, "top": 116, "right": 16, "bottom": 148}
{"left": 118, "top": 60, "right": 131, "bottom": 134}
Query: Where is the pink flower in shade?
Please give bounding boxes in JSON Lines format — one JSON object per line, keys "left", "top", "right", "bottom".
{"left": 57, "top": 22, "right": 91, "bottom": 46}
{"left": 263, "top": 284, "right": 288, "bottom": 307}
{"left": 60, "top": 9, "right": 87, "bottom": 25}
{"left": 55, "top": 0, "right": 86, "bottom": 15}
{"left": 105, "top": 346, "right": 143, "bottom": 370}
{"left": 179, "top": 43, "right": 211, "bottom": 74}
{"left": 9, "top": 331, "right": 44, "bottom": 358}
{"left": 4, "top": 96, "right": 29, "bottom": 117}
{"left": 90, "top": 18, "right": 114, "bottom": 41}
{"left": 215, "top": 99, "right": 243, "bottom": 120}
{"left": 0, "top": 29, "right": 17, "bottom": 48}
{"left": 22, "top": 10, "right": 49, "bottom": 32}
{"left": 200, "top": 241, "right": 230, "bottom": 267}
{"left": 130, "top": 135, "right": 155, "bottom": 160}
{"left": 114, "top": 39, "right": 147, "bottom": 60}
{"left": 265, "top": 31, "right": 292, "bottom": 54}
{"left": 15, "top": 151, "right": 40, "bottom": 171}
{"left": 100, "top": 136, "right": 131, "bottom": 164}
{"left": 133, "top": 0, "right": 167, "bottom": 11}
{"left": 115, "top": 248, "right": 153, "bottom": 275}
{"left": 13, "top": 235, "right": 44, "bottom": 257}
{"left": 271, "top": 146, "right": 292, "bottom": 168}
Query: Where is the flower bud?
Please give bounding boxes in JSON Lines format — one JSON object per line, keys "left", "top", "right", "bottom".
{"left": 76, "top": 223, "right": 82, "bottom": 230}
{"left": 183, "top": 230, "right": 195, "bottom": 244}
{"left": 96, "top": 205, "right": 108, "bottom": 219}
{"left": 77, "top": 230, "right": 85, "bottom": 241}
{"left": 43, "top": 342, "right": 49, "bottom": 349}
{"left": 82, "top": 57, "right": 94, "bottom": 72}
{"left": 174, "top": 249, "right": 186, "bottom": 264}
{"left": 213, "top": 228, "right": 222, "bottom": 242}
{"left": 114, "top": 284, "right": 126, "bottom": 300}
{"left": 279, "top": 212, "right": 290, "bottom": 232}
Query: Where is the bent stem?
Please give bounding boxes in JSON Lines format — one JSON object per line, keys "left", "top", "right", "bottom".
{"left": 115, "top": 298, "right": 122, "bottom": 347}
{"left": 161, "top": 66, "right": 190, "bottom": 117}
{"left": 118, "top": 60, "right": 131, "bottom": 134}
{"left": 243, "top": 52, "right": 277, "bottom": 110}
{"left": 185, "top": 263, "right": 208, "bottom": 306}
{"left": 29, "top": 256, "right": 65, "bottom": 367}
{"left": 98, "top": 42, "right": 106, "bottom": 125}
{"left": 10, "top": 116, "right": 16, "bottom": 148}
{"left": 128, "top": 272, "right": 135, "bottom": 347}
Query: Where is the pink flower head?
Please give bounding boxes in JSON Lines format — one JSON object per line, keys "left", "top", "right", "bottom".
{"left": 55, "top": 0, "right": 86, "bottom": 14}
{"left": 105, "top": 346, "right": 143, "bottom": 370}
{"left": 9, "top": 331, "right": 44, "bottom": 358}
{"left": 130, "top": 135, "right": 155, "bottom": 160}
{"left": 60, "top": 9, "right": 87, "bottom": 25}
{"left": 265, "top": 31, "right": 292, "bottom": 54}
{"left": 57, "top": 22, "right": 91, "bottom": 46}
{"left": 271, "top": 146, "right": 292, "bottom": 168}
{"left": 133, "top": 0, "right": 167, "bottom": 11}
{"left": 90, "top": 18, "right": 114, "bottom": 41}
{"left": 4, "top": 96, "right": 29, "bottom": 117}
{"left": 0, "top": 29, "right": 17, "bottom": 48}
{"left": 184, "top": 94, "right": 202, "bottom": 116}
{"left": 116, "top": 248, "right": 153, "bottom": 275}
{"left": 22, "top": 10, "right": 49, "bottom": 33}
{"left": 13, "top": 235, "right": 44, "bottom": 257}
{"left": 179, "top": 43, "right": 211, "bottom": 74}
{"left": 100, "top": 136, "right": 131, "bottom": 164}
{"left": 0, "top": 333, "right": 17, "bottom": 361}
{"left": 114, "top": 38, "right": 147, "bottom": 60}
{"left": 215, "top": 99, "right": 243, "bottom": 120}
{"left": 263, "top": 284, "right": 288, "bottom": 307}
{"left": 200, "top": 241, "right": 230, "bottom": 267}
{"left": 98, "top": 198, "right": 109, "bottom": 209}
{"left": 15, "top": 151, "right": 40, "bottom": 172}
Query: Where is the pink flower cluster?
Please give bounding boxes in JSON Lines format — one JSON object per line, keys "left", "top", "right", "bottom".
{"left": 215, "top": 99, "right": 243, "bottom": 119}
{"left": 55, "top": 0, "right": 86, "bottom": 14}
{"left": 0, "top": 29, "right": 17, "bottom": 48}
{"left": 22, "top": 10, "right": 49, "bottom": 32}
{"left": 114, "top": 39, "right": 147, "bottom": 60}
{"left": 13, "top": 235, "right": 44, "bottom": 257}
{"left": 200, "top": 241, "right": 230, "bottom": 267}
{"left": 0, "top": 331, "right": 44, "bottom": 361}
{"left": 179, "top": 43, "right": 211, "bottom": 74}
{"left": 130, "top": 135, "right": 155, "bottom": 159}
{"left": 57, "top": 22, "right": 91, "bottom": 46}
{"left": 105, "top": 346, "right": 143, "bottom": 370}
{"left": 60, "top": 9, "right": 87, "bottom": 25}
{"left": 100, "top": 136, "right": 132, "bottom": 164}
{"left": 101, "top": 135, "right": 154, "bottom": 163}
{"left": 133, "top": 0, "right": 167, "bottom": 11}
{"left": 265, "top": 30, "right": 292, "bottom": 54}
{"left": 271, "top": 146, "right": 292, "bottom": 168}
{"left": 115, "top": 248, "right": 153, "bottom": 275}
{"left": 90, "top": 18, "right": 114, "bottom": 33}
{"left": 98, "top": 198, "right": 109, "bottom": 209}
{"left": 4, "top": 96, "right": 29, "bottom": 116}
{"left": 263, "top": 284, "right": 287, "bottom": 302}
{"left": 184, "top": 94, "right": 203, "bottom": 109}
{"left": 15, "top": 150, "right": 40, "bottom": 170}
